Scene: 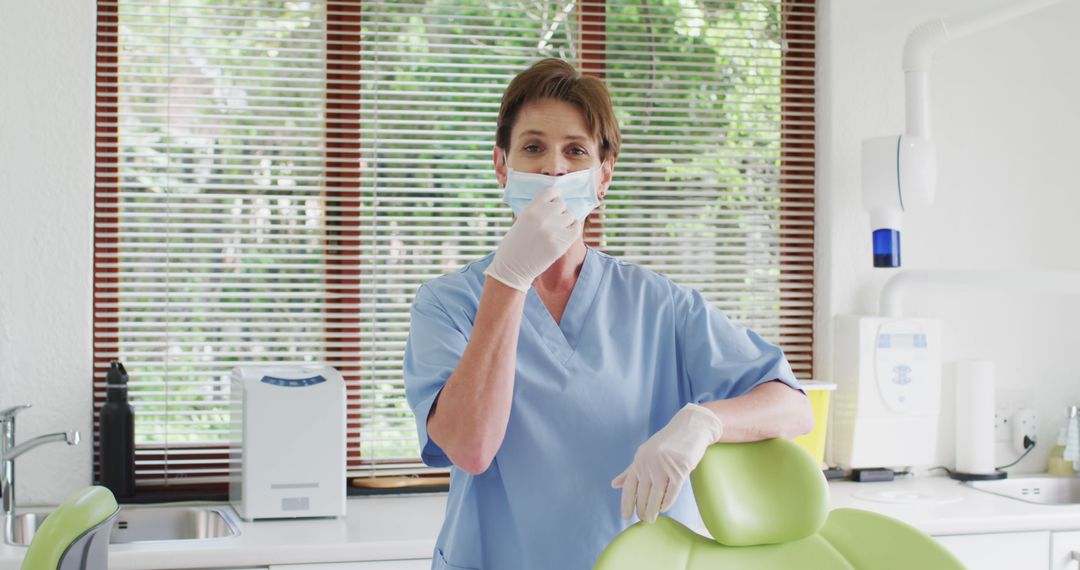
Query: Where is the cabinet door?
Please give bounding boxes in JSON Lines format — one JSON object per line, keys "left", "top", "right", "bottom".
{"left": 1052, "top": 531, "right": 1080, "bottom": 570}
{"left": 935, "top": 531, "right": 1049, "bottom": 569}
{"left": 269, "top": 561, "right": 431, "bottom": 569}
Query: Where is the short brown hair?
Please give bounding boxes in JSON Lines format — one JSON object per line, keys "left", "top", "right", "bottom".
{"left": 496, "top": 58, "right": 621, "bottom": 162}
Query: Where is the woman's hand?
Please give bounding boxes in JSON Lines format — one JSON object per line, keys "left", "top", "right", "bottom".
{"left": 484, "top": 186, "right": 581, "bottom": 292}
{"left": 611, "top": 403, "right": 724, "bottom": 523}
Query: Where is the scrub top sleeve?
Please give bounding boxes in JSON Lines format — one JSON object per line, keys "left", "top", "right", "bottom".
{"left": 675, "top": 285, "right": 801, "bottom": 403}
{"left": 403, "top": 284, "right": 467, "bottom": 468}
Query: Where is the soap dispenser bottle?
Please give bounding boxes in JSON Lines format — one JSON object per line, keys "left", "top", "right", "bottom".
{"left": 100, "top": 360, "right": 136, "bottom": 498}
{"left": 1047, "top": 428, "right": 1075, "bottom": 476}
{"left": 1048, "top": 408, "right": 1078, "bottom": 477}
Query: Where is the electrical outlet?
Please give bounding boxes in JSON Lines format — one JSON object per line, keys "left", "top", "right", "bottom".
{"left": 994, "top": 407, "right": 1012, "bottom": 442}
{"left": 1012, "top": 408, "right": 1038, "bottom": 454}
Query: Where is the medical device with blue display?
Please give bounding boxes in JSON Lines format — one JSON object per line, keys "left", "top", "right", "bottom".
{"left": 230, "top": 364, "right": 345, "bottom": 521}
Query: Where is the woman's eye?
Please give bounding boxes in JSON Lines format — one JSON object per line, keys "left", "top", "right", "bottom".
{"left": 568, "top": 147, "right": 587, "bottom": 156}
{"left": 523, "top": 144, "right": 541, "bottom": 153}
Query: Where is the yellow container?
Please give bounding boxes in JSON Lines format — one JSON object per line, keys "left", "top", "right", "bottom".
{"left": 792, "top": 381, "right": 836, "bottom": 467}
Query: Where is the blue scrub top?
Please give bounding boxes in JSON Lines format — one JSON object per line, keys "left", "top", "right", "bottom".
{"left": 404, "top": 247, "right": 800, "bottom": 570}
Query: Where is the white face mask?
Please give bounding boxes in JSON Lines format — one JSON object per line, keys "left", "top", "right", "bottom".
{"left": 502, "top": 159, "right": 601, "bottom": 220}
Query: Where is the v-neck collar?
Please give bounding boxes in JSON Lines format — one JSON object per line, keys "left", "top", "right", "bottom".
{"left": 523, "top": 246, "right": 604, "bottom": 365}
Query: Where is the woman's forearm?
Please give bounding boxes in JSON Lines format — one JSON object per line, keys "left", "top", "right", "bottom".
{"left": 427, "top": 277, "right": 526, "bottom": 474}
{"left": 700, "top": 380, "right": 814, "bottom": 442}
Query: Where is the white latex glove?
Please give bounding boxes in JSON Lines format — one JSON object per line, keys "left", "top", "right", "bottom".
{"left": 484, "top": 185, "right": 582, "bottom": 292}
{"left": 611, "top": 403, "right": 724, "bottom": 524}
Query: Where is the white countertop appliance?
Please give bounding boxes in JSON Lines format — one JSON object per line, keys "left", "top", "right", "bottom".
{"left": 230, "top": 364, "right": 346, "bottom": 520}
{"left": 830, "top": 315, "right": 942, "bottom": 470}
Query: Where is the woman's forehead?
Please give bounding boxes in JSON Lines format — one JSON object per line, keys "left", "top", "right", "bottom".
{"left": 512, "top": 99, "right": 592, "bottom": 143}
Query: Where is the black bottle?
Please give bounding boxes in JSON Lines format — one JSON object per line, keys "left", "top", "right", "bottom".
{"left": 100, "top": 360, "right": 135, "bottom": 498}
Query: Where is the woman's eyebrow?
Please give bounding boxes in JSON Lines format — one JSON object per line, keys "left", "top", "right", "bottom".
{"left": 516, "top": 130, "right": 588, "bottom": 142}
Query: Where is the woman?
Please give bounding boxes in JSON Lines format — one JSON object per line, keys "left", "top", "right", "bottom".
{"left": 404, "top": 58, "right": 812, "bottom": 570}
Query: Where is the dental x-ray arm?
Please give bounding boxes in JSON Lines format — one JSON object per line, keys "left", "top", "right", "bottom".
{"left": 862, "top": 0, "right": 1069, "bottom": 268}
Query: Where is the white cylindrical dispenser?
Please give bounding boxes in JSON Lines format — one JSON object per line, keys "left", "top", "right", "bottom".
{"left": 952, "top": 359, "right": 1006, "bottom": 480}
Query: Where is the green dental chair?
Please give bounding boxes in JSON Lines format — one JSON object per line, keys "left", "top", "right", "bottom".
{"left": 594, "top": 438, "right": 965, "bottom": 570}
{"left": 20, "top": 486, "right": 119, "bottom": 570}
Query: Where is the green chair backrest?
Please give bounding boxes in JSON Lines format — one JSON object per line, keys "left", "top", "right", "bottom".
{"left": 594, "top": 439, "right": 965, "bottom": 570}
{"left": 21, "top": 486, "right": 119, "bottom": 570}
{"left": 820, "top": 508, "right": 966, "bottom": 570}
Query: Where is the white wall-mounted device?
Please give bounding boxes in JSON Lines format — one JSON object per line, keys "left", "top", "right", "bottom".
{"left": 230, "top": 364, "right": 346, "bottom": 521}
{"left": 830, "top": 315, "right": 942, "bottom": 469}
{"left": 861, "top": 0, "right": 1068, "bottom": 267}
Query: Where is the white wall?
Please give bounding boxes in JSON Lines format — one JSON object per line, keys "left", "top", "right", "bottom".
{"left": 0, "top": 0, "right": 96, "bottom": 504}
{"left": 817, "top": 0, "right": 1080, "bottom": 472}
{"left": 2, "top": 0, "right": 1078, "bottom": 507}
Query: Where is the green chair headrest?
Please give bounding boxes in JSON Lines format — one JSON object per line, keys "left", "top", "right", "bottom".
{"left": 20, "top": 486, "right": 119, "bottom": 570}
{"left": 690, "top": 438, "right": 828, "bottom": 546}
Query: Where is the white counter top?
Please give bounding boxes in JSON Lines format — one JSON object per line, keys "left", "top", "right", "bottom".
{"left": 4, "top": 476, "right": 1080, "bottom": 569}
{"left": 0, "top": 494, "right": 448, "bottom": 570}
{"left": 830, "top": 474, "right": 1080, "bottom": 536}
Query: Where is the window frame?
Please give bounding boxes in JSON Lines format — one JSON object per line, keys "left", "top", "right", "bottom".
{"left": 92, "top": 0, "right": 817, "bottom": 499}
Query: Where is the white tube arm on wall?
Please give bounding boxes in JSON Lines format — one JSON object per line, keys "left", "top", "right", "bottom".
{"left": 879, "top": 270, "right": 1080, "bottom": 318}
{"left": 901, "top": 0, "right": 1068, "bottom": 138}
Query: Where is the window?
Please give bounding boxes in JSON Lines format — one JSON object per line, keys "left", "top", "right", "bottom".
{"left": 94, "top": 0, "right": 815, "bottom": 495}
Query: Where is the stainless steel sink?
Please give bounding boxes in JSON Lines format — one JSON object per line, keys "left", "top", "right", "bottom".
{"left": 966, "top": 476, "right": 1080, "bottom": 505}
{"left": 7, "top": 505, "right": 240, "bottom": 546}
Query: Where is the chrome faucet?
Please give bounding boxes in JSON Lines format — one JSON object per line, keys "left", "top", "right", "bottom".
{"left": 1, "top": 404, "right": 81, "bottom": 544}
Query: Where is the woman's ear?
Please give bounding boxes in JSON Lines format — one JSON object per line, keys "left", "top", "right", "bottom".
{"left": 494, "top": 146, "right": 508, "bottom": 188}
{"left": 597, "top": 157, "right": 615, "bottom": 200}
